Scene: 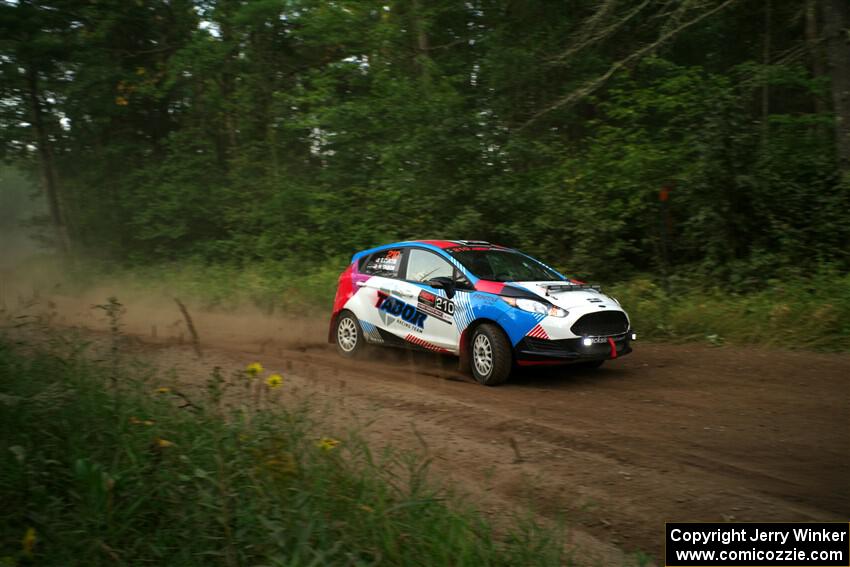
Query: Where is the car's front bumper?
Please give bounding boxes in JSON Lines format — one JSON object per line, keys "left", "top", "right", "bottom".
{"left": 514, "top": 331, "right": 633, "bottom": 365}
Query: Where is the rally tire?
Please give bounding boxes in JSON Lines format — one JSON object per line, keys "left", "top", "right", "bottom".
{"left": 469, "top": 323, "right": 512, "bottom": 386}
{"left": 335, "top": 311, "right": 365, "bottom": 358}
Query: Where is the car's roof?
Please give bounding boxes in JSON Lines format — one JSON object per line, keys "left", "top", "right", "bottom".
{"left": 351, "top": 240, "right": 510, "bottom": 262}
{"left": 413, "top": 240, "right": 507, "bottom": 249}
{"left": 350, "top": 240, "right": 568, "bottom": 284}
{"left": 373, "top": 239, "right": 510, "bottom": 251}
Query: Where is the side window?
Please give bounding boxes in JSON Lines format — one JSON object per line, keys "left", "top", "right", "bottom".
{"left": 362, "top": 248, "right": 404, "bottom": 278}
{"left": 405, "top": 249, "right": 455, "bottom": 283}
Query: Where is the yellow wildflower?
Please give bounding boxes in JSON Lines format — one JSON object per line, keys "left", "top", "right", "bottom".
{"left": 154, "top": 437, "right": 175, "bottom": 448}
{"left": 265, "top": 373, "right": 283, "bottom": 389}
{"left": 115, "top": 96, "right": 129, "bottom": 106}
{"left": 22, "top": 527, "right": 36, "bottom": 556}
{"left": 316, "top": 437, "right": 340, "bottom": 451}
{"left": 245, "top": 362, "right": 264, "bottom": 376}
{"left": 155, "top": 387, "right": 171, "bottom": 394}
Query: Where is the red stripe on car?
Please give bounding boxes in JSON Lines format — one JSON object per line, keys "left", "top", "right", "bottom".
{"left": 527, "top": 324, "right": 549, "bottom": 340}
{"left": 419, "top": 240, "right": 459, "bottom": 249}
{"left": 607, "top": 337, "right": 618, "bottom": 359}
{"left": 405, "top": 334, "right": 450, "bottom": 353}
{"left": 474, "top": 280, "right": 505, "bottom": 294}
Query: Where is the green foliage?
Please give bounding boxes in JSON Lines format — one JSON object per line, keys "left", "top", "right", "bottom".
{"left": 609, "top": 267, "right": 850, "bottom": 351}
{"left": 1, "top": 1, "right": 847, "bottom": 288}
{"left": 0, "top": 332, "right": 567, "bottom": 565}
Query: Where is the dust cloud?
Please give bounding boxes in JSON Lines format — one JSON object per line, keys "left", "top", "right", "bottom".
{"left": 1, "top": 167, "right": 47, "bottom": 271}
{"left": 2, "top": 269, "right": 330, "bottom": 355}
{"left": 1, "top": 167, "right": 329, "bottom": 352}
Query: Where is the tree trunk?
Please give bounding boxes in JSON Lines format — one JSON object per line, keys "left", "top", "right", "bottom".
{"left": 761, "top": 0, "right": 771, "bottom": 140}
{"left": 823, "top": 0, "right": 850, "bottom": 170}
{"left": 218, "top": 0, "right": 240, "bottom": 163}
{"left": 805, "top": 0, "right": 827, "bottom": 116}
{"left": 411, "top": 0, "right": 431, "bottom": 86}
{"left": 25, "top": 65, "right": 72, "bottom": 258}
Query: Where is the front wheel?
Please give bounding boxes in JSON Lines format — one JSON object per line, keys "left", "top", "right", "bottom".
{"left": 469, "top": 324, "right": 512, "bottom": 386}
{"left": 335, "top": 311, "right": 365, "bottom": 357}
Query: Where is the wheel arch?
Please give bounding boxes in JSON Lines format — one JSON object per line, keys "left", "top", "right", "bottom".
{"left": 329, "top": 307, "right": 357, "bottom": 343}
{"left": 328, "top": 309, "right": 342, "bottom": 343}
{"left": 459, "top": 317, "right": 513, "bottom": 370}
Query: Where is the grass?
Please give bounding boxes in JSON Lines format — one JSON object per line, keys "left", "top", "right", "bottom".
{"left": 0, "top": 318, "right": 568, "bottom": 566}
{"left": 609, "top": 269, "right": 850, "bottom": 351}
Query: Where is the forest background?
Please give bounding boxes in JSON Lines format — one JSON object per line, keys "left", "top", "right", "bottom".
{"left": 2, "top": 0, "right": 849, "bottom": 348}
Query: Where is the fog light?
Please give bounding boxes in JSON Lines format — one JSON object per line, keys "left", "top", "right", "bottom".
{"left": 631, "top": 332, "right": 637, "bottom": 341}
{"left": 582, "top": 337, "right": 593, "bottom": 347}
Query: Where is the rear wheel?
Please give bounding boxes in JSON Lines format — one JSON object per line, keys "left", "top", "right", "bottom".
{"left": 335, "top": 311, "right": 365, "bottom": 357}
{"left": 470, "top": 324, "right": 512, "bottom": 386}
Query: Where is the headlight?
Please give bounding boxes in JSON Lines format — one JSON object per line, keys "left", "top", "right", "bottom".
{"left": 502, "top": 297, "right": 568, "bottom": 318}
{"left": 515, "top": 298, "right": 547, "bottom": 314}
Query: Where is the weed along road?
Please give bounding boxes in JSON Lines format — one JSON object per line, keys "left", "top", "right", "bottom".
{"left": 45, "top": 301, "right": 850, "bottom": 563}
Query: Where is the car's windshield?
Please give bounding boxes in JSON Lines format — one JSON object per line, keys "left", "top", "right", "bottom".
{"left": 449, "top": 249, "right": 563, "bottom": 282}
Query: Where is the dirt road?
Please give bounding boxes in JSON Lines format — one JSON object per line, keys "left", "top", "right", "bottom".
{"left": 18, "top": 297, "right": 850, "bottom": 564}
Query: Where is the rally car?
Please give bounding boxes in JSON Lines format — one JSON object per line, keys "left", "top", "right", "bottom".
{"left": 329, "top": 240, "right": 635, "bottom": 385}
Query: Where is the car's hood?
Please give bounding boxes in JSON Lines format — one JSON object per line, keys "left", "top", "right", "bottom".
{"left": 511, "top": 281, "right": 622, "bottom": 311}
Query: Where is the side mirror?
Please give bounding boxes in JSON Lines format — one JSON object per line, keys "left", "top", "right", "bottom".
{"left": 427, "top": 276, "right": 455, "bottom": 299}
